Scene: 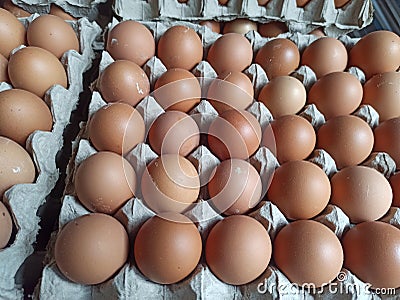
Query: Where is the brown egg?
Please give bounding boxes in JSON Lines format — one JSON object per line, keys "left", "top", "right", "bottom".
{"left": 219, "top": 0, "right": 229, "bottom": 5}
{"left": 331, "top": 166, "right": 392, "bottom": 223}
{"left": 27, "top": 15, "right": 79, "bottom": 59}
{"left": 390, "top": 172, "right": 400, "bottom": 207}
{"left": 88, "top": 102, "right": 145, "bottom": 155}
{"left": 255, "top": 38, "right": 300, "bottom": 79}
{"left": 308, "top": 72, "right": 363, "bottom": 119}
{"left": 49, "top": 4, "right": 77, "bottom": 21}
{"left": 106, "top": 20, "right": 155, "bottom": 67}
{"left": 296, "top": 0, "right": 310, "bottom": 7}
{"left": 0, "top": 8, "right": 26, "bottom": 59}
{"left": 153, "top": 68, "right": 201, "bottom": 112}
{"left": 55, "top": 213, "right": 129, "bottom": 285}
{"left": 75, "top": 151, "right": 136, "bottom": 215}
{"left": 258, "top": 21, "right": 288, "bottom": 38}
{"left": 309, "top": 28, "right": 326, "bottom": 37}
{"left": 223, "top": 19, "right": 257, "bottom": 35}
{"left": 98, "top": 60, "right": 150, "bottom": 106}
{"left": 2, "top": 0, "right": 30, "bottom": 17}
{"left": 302, "top": 37, "right": 348, "bottom": 78}
{"left": 134, "top": 213, "right": 202, "bottom": 284}
{"left": 207, "top": 71, "right": 254, "bottom": 114}
{"left": 148, "top": 111, "right": 200, "bottom": 156}
{"left": 0, "top": 89, "right": 53, "bottom": 145}
{"left": 317, "top": 115, "right": 374, "bottom": 169}
{"left": 0, "top": 54, "right": 9, "bottom": 82}
{"left": 141, "top": 155, "right": 200, "bottom": 214}
{"left": 274, "top": 220, "right": 343, "bottom": 287}
{"left": 258, "top": 76, "right": 306, "bottom": 118}
{"left": 206, "top": 215, "right": 271, "bottom": 285}
{"left": 263, "top": 115, "right": 316, "bottom": 163}
{"left": 343, "top": 221, "right": 400, "bottom": 288}
{"left": 199, "top": 20, "right": 220, "bottom": 33}
{"left": 374, "top": 117, "right": 400, "bottom": 167}
{"left": 158, "top": 25, "right": 203, "bottom": 70}
{"left": 335, "top": 0, "right": 351, "bottom": 8}
{"left": 0, "top": 201, "right": 12, "bottom": 249}
{"left": 208, "top": 159, "right": 262, "bottom": 215}
{"left": 257, "top": 0, "right": 270, "bottom": 4}
{"left": 362, "top": 72, "right": 400, "bottom": 122}
{"left": 8, "top": 46, "right": 67, "bottom": 98}
{"left": 268, "top": 160, "right": 331, "bottom": 220}
{"left": 0, "top": 136, "right": 35, "bottom": 198}
{"left": 208, "top": 109, "right": 261, "bottom": 160}
{"left": 349, "top": 31, "right": 400, "bottom": 79}
{"left": 207, "top": 33, "right": 253, "bottom": 74}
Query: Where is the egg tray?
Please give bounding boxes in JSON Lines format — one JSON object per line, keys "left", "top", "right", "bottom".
{"left": 37, "top": 20, "right": 400, "bottom": 299}
{"left": 0, "top": 14, "right": 101, "bottom": 299}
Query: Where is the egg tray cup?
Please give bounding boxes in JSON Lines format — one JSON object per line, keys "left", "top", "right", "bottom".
{"left": 0, "top": 14, "right": 101, "bottom": 299}
{"left": 37, "top": 19, "right": 400, "bottom": 299}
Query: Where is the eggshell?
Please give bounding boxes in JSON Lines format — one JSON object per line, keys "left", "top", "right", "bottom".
{"left": 205, "top": 215, "right": 271, "bottom": 285}
{"left": 55, "top": 213, "right": 129, "bottom": 285}
{"left": 49, "top": 4, "right": 77, "bottom": 21}
{"left": 258, "top": 21, "right": 288, "bottom": 38}
{"left": 0, "top": 8, "right": 26, "bottom": 59}
{"left": 390, "top": 172, "right": 400, "bottom": 207}
{"left": 223, "top": 19, "right": 257, "bottom": 35}
{"left": 374, "top": 117, "right": 400, "bottom": 168}
{"left": 199, "top": 20, "right": 220, "bottom": 33}
{"left": 342, "top": 221, "right": 400, "bottom": 289}
{"left": 0, "top": 54, "right": 9, "bottom": 83}
{"left": 296, "top": 0, "right": 310, "bottom": 7}
{"left": 0, "top": 201, "right": 12, "bottom": 249}
{"left": 2, "top": 0, "right": 30, "bottom": 18}
{"left": 134, "top": 213, "right": 202, "bottom": 284}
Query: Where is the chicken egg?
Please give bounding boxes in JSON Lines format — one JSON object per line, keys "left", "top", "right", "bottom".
{"left": 2, "top": 0, "right": 30, "bottom": 18}
{"left": 374, "top": 117, "right": 400, "bottom": 168}
{"left": 223, "top": 19, "right": 257, "bottom": 35}
{"left": 199, "top": 20, "right": 220, "bottom": 33}
{"left": 0, "top": 54, "right": 9, "bottom": 83}
{"left": 390, "top": 172, "right": 400, "bottom": 207}
{"left": 0, "top": 8, "right": 26, "bottom": 59}
{"left": 258, "top": 21, "right": 288, "bottom": 38}
{"left": 49, "top": 4, "right": 77, "bottom": 21}
{"left": 0, "top": 201, "right": 12, "bottom": 249}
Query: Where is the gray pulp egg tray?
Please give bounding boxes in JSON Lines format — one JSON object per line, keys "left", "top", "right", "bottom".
{"left": 36, "top": 19, "right": 400, "bottom": 299}
{"left": 0, "top": 14, "right": 101, "bottom": 299}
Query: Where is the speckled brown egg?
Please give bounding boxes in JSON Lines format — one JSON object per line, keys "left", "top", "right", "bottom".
{"left": 274, "top": 220, "right": 343, "bottom": 287}
{"left": 0, "top": 54, "right": 9, "bottom": 82}
{"left": 55, "top": 213, "right": 129, "bottom": 285}
{"left": 223, "top": 19, "right": 257, "bottom": 35}
{"left": 390, "top": 172, "right": 400, "bottom": 207}
{"left": 258, "top": 21, "right": 288, "bottom": 38}
{"left": 343, "top": 221, "right": 400, "bottom": 289}
{"left": 0, "top": 8, "right": 26, "bottom": 59}
{"left": 374, "top": 117, "right": 400, "bottom": 167}
{"left": 0, "top": 201, "right": 12, "bottom": 249}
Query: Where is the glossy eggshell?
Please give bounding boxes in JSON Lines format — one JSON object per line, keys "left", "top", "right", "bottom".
{"left": 199, "top": 20, "right": 220, "bottom": 33}
{"left": 0, "top": 8, "right": 26, "bottom": 59}
{"left": 0, "top": 136, "right": 35, "bottom": 198}
{"left": 317, "top": 115, "right": 374, "bottom": 169}
{"left": 208, "top": 159, "right": 262, "bottom": 215}
{"left": 0, "top": 54, "right": 9, "bottom": 83}
{"left": 74, "top": 151, "right": 136, "bottom": 215}
{"left": 88, "top": 102, "right": 145, "bottom": 155}
{"left": 273, "top": 220, "right": 343, "bottom": 287}
{"left": 390, "top": 172, "right": 400, "bottom": 207}
{"left": 8, "top": 46, "right": 68, "bottom": 98}
{"left": 0, "top": 201, "right": 12, "bottom": 249}
{"left": 331, "top": 166, "right": 392, "bottom": 223}
{"left": 374, "top": 117, "right": 400, "bottom": 167}
{"left": 49, "top": 4, "right": 77, "bottom": 21}
{"left": 223, "top": 19, "right": 257, "bottom": 35}
{"left": 106, "top": 20, "right": 155, "bottom": 67}
{"left": 134, "top": 213, "right": 202, "bottom": 284}
{"left": 267, "top": 160, "right": 331, "bottom": 220}
{"left": 157, "top": 25, "right": 203, "bottom": 70}
{"left": 255, "top": 38, "right": 300, "bottom": 79}
{"left": 208, "top": 109, "right": 261, "bottom": 160}
{"left": 258, "top": 21, "right": 288, "bottom": 38}
{"left": 55, "top": 213, "right": 129, "bottom": 285}
{"left": 342, "top": 221, "right": 400, "bottom": 289}
{"left": 205, "top": 215, "right": 272, "bottom": 285}
{"left": 2, "top": 0, "right": 31, "bottom": 17}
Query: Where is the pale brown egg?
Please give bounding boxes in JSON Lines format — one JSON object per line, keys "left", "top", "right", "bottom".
{"left": 74, "top": 151, "right": 136, "bottom": 215}
{"left": 0, "top": 8, "right": 26, "bottom": 59}
{"left": 317, "top": 115, "right": 374, "bottom": 169}
{"left": 206, "top": 215, "right": 271, "bottom": 285}
{"left": 158, "top": 25, "right": 203, "bottom": 70}
{"left": 268, "top": 160, "right": 331, "bottom": 220}
{"left": 55, "top": 213, "right": 129, "bottom": 285}
{"left": 208, "top": 109, "right": 261, "bottom": 160}
{"left": 148, "top": 111, "right": 199, "bottom": 156}
{"left": 134, "top": 213, "right": 202, "bottom": 284}
{"left": 8, "top": 46, "right": 67, "bottom": 98}
{"left": 88, "top": 102, "right": 145, "bottom": 155}
{"left": 207, "top": 33, "right": 253, "bottom": 74}
{"left": 258, "top": 21, "right": 288, "bottom": 38}
{"left": 2, "top": 0, "right": 30, "bottom": 18}
{"left": 274, "top": 220, "right": 343, "bottom": 287}
{"left": 374, "top": 117, "right": 400, "bottom": 167}
{"left": 0, "top": 201, "right": 12, "bottom": 249}
{"left": 141, "top": 154, "right": 200, "bottom": 214}
{"left": 207, "top": 71, "right": 254, "bottom": 114}
{"left": 343, "top": 221, "right": 400, "bottom": 288}
{"left": 106, "top": 20, "right": 155, "bottom": 67}
{"left": 0, "top": 136, "right": 35, "bottom": 198}
{"left": 208, "top": 159, "right": 262, "bottom": 215}
{"left": 258, "top": 76, "right": 306, "bottom": 118}
{"left": 0, "top": 89, "right": 53, "bottom": 145}
{"left": 49, "top": 4, "right": 77, "bottom": 21}
{"left": 97, "top": 60, "right": 150, "bottom": 106}
{"left": 302, "top": 37, "right": 348, "bottom": 78}
{"left": 349, "top": 31, "right": 400, "bottom": 79}
{"left": 0, "top": 54, "right": 9, "bottom": 82}
{"left": 362, "top": 72, "right": 400, "bottom": 122}
{"left": 223, "top": 19, "right": 257, "bottom": 35}
{"left": 308, "top": 72, "right": 363, "bottom": 119}
{"left": 263, "top": 115, "right": 316, "bottom": 163}
{"left": 331, "top": 166, "right": 392, "bottom": 223}
{"left": 199, "top": 20, "right": 220, "bottom": 33}
{"left": 153, "top": 68, "right": 201, "bottom": 112}
{"left": 255, "top": 38, "right": 300, "bottom": 79}
{"left": 390, "top": 172, "right": 400, "bottom": 207}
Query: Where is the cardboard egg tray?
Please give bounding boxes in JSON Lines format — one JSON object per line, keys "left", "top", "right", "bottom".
{"left": 0, "top": 14, "right": 101, "bottom": 299}
{"left": 112, "top": 0, "right": 374, "bottom": 36}
{"left": 35, "top": 19, "right": 400, "bottom": 299}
